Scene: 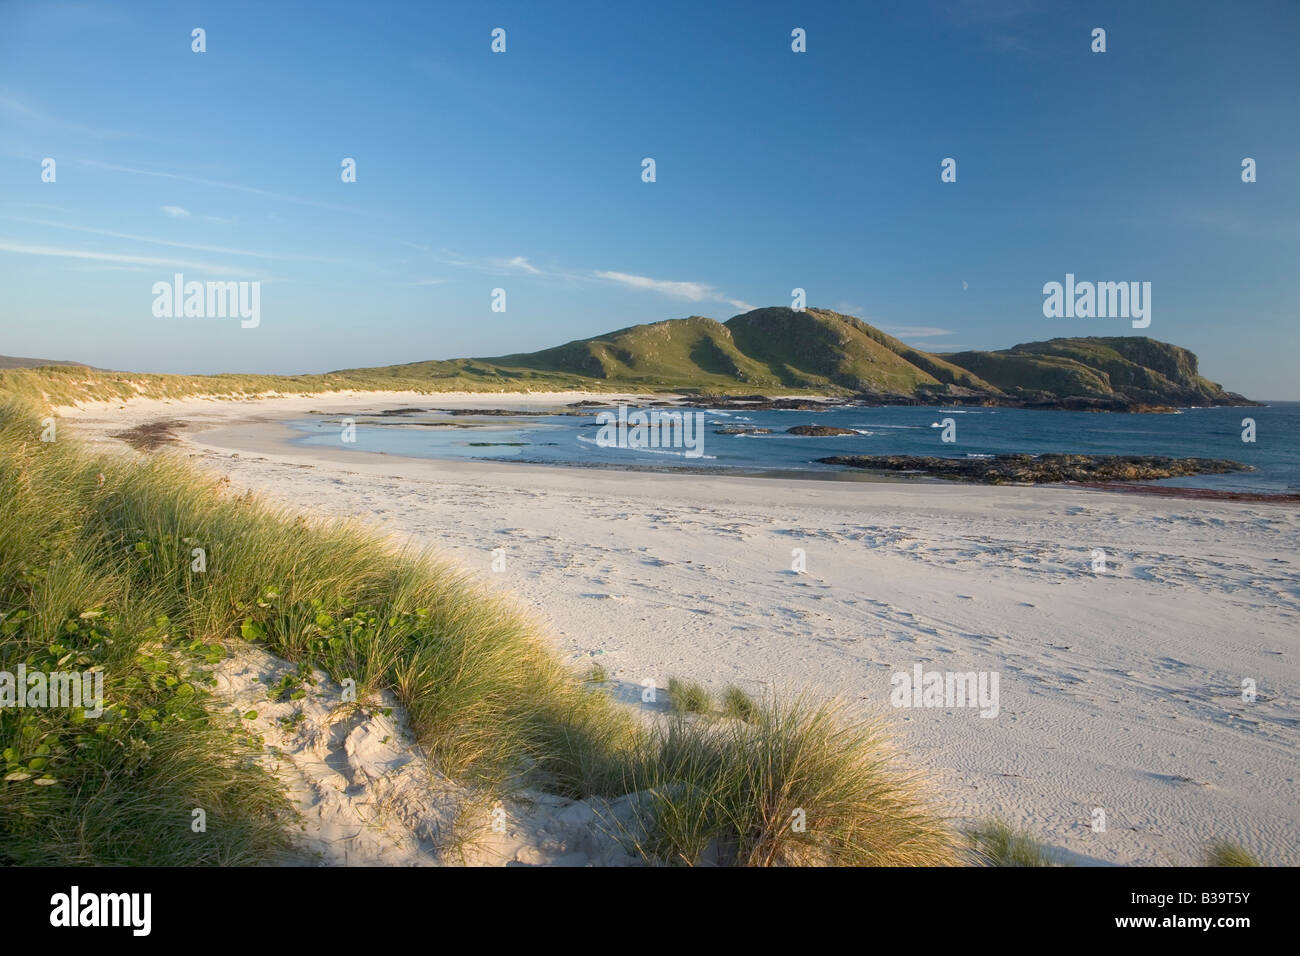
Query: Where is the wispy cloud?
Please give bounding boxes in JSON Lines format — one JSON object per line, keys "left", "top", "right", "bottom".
{"left": 161, "top": 205, "right": 190, "bottom": 219}
{"left": 426, "top": 248, "right": 562, "bottom": 277}
{"left": 878, "top": 324, "right": 956, "bottom": 338}
{"left": 816, "top": 307, "right": 955, "bottom": 339}
{"left": 75, "top": 159, "right": 363, "bottom": 214}
{"left": 595, "top": 271, "right": 713, "bottom": 299}
{"left": 0, "top": 88, "right": 135, "bottom": 139}
{"left": 594, "top": 270, "right": 755, "bottom": 312}
{"left": 0, "top": 216, "right": 365, "bottom": 269}
{"left": 0, "top": 239, "right": 252, "bottom": 277}
{"left": 405, "top": 242, "right": 757, "bottom": 312}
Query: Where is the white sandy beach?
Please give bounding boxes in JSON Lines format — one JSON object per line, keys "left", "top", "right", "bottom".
{"left": 61, "top": 391, "right": 1300, "bottom": 866}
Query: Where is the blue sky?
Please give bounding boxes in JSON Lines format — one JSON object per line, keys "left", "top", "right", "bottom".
{"left": 1, "top": 0, "right": 1297, "bottom": 397}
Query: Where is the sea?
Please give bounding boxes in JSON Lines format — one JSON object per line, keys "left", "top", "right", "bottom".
{"left": 285, "top": 401, "right": 1300, "bottom": 495}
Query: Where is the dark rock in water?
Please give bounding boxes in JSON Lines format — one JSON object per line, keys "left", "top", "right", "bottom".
{"left": 440, "top": 407, "right": 594, "bottom": 417}
{"left": 848, "top": 392, "right": 1182, "bottom": 413}
{"left": 1017, "top": 396, "right": 1179, "bottom": 414}
{"left": 851, "top": 393, "right": 923, "bottom": 407}
{"left": 439, "top": 408, "right": 550, "bottom": 416}
{"left": 787, "top": 425, "right": 859, "bottom": 436}
{"left": 715, "top": 426, "right": 772, "bottom": 435}
{"left": 683, "top": 395, "right": 842, "bottom": 411}
{"left": 376, "top": 407, "right": 428, "bottom": 415}
{"left": 815, "top": 453, "right": 1252, "bottom": 484}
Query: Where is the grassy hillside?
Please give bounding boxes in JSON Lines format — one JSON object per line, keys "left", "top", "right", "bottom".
{"left": 723, "top": 308, "right": 945, "bottom": 392}
{"left": 390, "top": 315, "right": 782, "bottom": 392}
{"left": 0, "top": 362, "right": 609, "bottom": 410}
{"left": 0, "top": 355, "right": 91, "bottom": 371}
{"left": 1, "top": 308, "right": 1251, "bottom": 410}
{"left": 936, "top": 349, "right": 1114, "bottom": 399}
{"left": 316, "top": 309, "right": 1254, "bottom": 407}
{"left": 939, "top": 336, "right": 1246, "bottom": 407}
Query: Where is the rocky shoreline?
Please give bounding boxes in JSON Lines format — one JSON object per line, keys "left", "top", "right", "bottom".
{"left": 815, "top": 453, "right": 1252, "bottom": 485}
{"left": 341, "top": 395, "right": 1261, "bottom": 418}
{"left": 680, "top": 393, "right": 1258, "bottom": 414}
{"left": 786, "top": 424, "right": 859, "bottom": 436}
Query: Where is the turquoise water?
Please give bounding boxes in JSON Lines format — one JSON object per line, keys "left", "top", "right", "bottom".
{"left": 286, "top": 402, "right": 1300, "bottom": 494}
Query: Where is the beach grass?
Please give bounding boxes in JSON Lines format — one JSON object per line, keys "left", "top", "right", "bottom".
{"left": 667, "top": 677, "right": 712, "bottom": 715}
{"left": 0, "top": 393, "right": 958, "bottom": 866}
{"left": 1204, "top": 841, "right": 1261, "bottom": 867}
{"left": 722, "top": 685, "right": 758, "bottom": 723}
{"left": 0, "top": 400, "right": 293, "bottom": 864}
{"left": 966, "top": 819, "right": 1055, "bottom": 867}
{"left": 613, "top": 699, "right": 959, "bottom": 866}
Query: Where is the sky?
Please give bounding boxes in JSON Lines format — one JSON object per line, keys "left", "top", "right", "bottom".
{"left": 1, "top": 0, "right": 1297, "bottom": 398}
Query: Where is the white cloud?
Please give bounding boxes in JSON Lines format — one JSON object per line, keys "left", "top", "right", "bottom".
{"left": 77, "top": 159, "right": 361, "bottom": 214}
{"left": 426, "top": 249, "right": 556, "bottom": 277}
{"left": 507, "top": 256, "right": 540, "bottom": 274}
{"left": 161, "top": 205, "right": 190, "bottom": 218}
{"left": 0, "top": 88, "right": 135, "bottom": 139}
{"left": 594, "top": 270, "right": 755, "bottom": 312}
{"left": 0, "top": 216, "right": 362, "bottom": 269}
{"left": 0, "top": 239, "right": 250, "bottom": 276}
{"left": 408, "top": 245, "right": 757, "bottom": 313}
{"left": 595, "top": 271, "right": 712, "bottom": 300}
{"left": 878, "top": 325, "right": 956, "bottom": 338}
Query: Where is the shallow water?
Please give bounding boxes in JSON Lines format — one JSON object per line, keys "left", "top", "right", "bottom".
{"left": 285, "top": 401, "right": 1300, "bottom": 494}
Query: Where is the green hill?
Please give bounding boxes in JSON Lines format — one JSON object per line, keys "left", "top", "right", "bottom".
{"left": 0, "top": 355, "right": 91, "bottom": 370}
{"left": 720, "top": 308, "right": 993, "bottom": 394}
{"left": 434, "top": 307, "right": 1246, "bottom": 408}
{"left": 938, "top": 336, "right": 1246, "bottom": 408}
{"left": 3, "top": 308, "right": 1253, "bottom": 410}
{"left": 490, "top": 315, "right": 777, "bottom": 388}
